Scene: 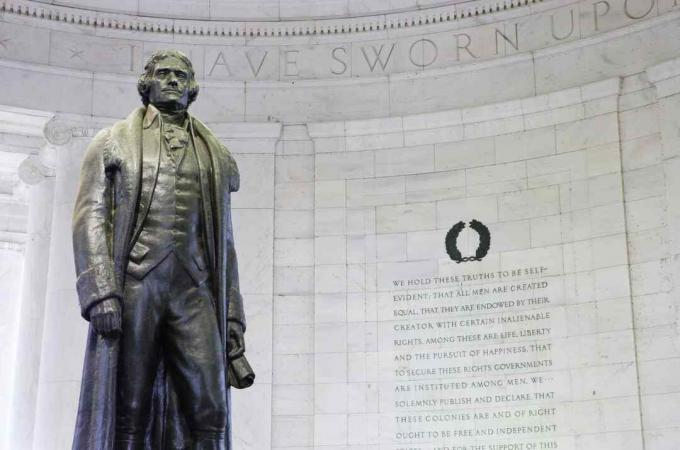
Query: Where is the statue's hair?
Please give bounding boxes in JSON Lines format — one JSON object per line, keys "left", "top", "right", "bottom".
{"left": 137, "top": 49, "right": 199, "bottom": 106}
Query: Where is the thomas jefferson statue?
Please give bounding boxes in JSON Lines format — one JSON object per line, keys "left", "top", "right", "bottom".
{"left": 71, "top": 49, "right": 254, "bottom": 450}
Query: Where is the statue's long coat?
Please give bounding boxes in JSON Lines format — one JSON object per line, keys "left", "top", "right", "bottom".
{"left": 71, "top": 106, "right": 244, "bottom": 450}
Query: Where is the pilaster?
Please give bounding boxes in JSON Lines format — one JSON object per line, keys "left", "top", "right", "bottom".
{"left": 0, "top": 107, "right": 52, "bottom": 450}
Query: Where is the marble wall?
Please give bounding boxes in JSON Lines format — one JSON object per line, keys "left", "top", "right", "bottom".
{"left": 636, "top": 59, "right": 680, "bottom": 449}
{"left": 1, "top": 0, "right": 680, "bottom": 449}
{"left": 268, "top": 78, "right": 644, "bottom": 449}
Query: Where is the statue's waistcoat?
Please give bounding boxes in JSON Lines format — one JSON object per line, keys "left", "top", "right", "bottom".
{"left": 127, "top": 124, "right": 209, "bottom": 286}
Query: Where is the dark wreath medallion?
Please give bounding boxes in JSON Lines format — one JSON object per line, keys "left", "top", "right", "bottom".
{"left": 445, "top": 219, "right": 491, "bottom": 263}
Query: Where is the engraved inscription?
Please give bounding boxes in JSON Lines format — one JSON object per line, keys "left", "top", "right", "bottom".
{"left": 361, "top": 44, "right": 396, "bottom": 72}
{"left": 283, "top": 50, "right": 299, "bottom": 77}
{"left": 245, "top": 50, "right": 268, "bottom": 78}
{"left": 593, "top": 0, "right": 611, "bottom": 31}
{"left": 383, "top": 267, "right": 561, "bottom": 448}
{"left": 0, "top": 0, "right": 664, "bottom": 80}
{"left": 551, "top": 9, "right": 576, "bottom": 40}
{"left": 409, "top": 39, "right": 438, "bottom": 68}
{"left": 454, "top": 33, "right": 478, "bottom": 61}
{"left": 495, "top": 24, "right": 519, "bottom": 54}
{"left": 69, "top": 48, "right": 85, "bottom": 59}
{"left": 208, "top": 51, "right": 232, "bottom": 76}
{"left": 331, "top": 47, "right": 349, "bottom": 75}
{"left": 624, "top": 0, "right": 655, "bottom": 19}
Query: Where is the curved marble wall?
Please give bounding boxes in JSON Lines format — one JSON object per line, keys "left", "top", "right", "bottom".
{"left": 0, "top": 0, "right": 679, "bottom": 122}
{"left": 1, "top": 0, "right": 679, "bottom": 449}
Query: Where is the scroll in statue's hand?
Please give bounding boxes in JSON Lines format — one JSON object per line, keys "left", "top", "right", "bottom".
{"left": 90, "top": 298, "right": 122, "bottom": 338}
{"left": 227, "top": 320, "right": 245, "bottom": 360}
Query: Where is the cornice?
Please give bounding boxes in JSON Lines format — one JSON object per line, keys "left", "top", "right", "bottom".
{"left": 0, "top": 0, "right": 542, "bottom": 38}
{"left": 0, "top": 106, "right": 51, "bottom": 138}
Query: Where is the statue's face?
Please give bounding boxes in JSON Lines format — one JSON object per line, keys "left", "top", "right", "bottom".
{"left": 147, "top": 56, "right": 191, "bottom": 111}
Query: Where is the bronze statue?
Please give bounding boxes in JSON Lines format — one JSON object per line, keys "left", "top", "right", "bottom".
{"left": 71, "top": 50, "right": 254, "bottom": 450}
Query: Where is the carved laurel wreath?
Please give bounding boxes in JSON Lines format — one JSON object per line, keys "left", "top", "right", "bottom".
{"left": 445, "top": 219, "right": 491, "bottom": 263}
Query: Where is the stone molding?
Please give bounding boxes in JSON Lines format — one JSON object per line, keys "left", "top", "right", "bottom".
{"left": 308, "top": 76, "right": 622, "bottom": 141}
{"left": 0, "top": 106, "right": 51, "bottom": 138}
{"left": 1, "top": 0, "right": 542, "bottom": 37}
{"left": 0, "top": 0, "right": 675, "bottom": 86}
{"left": 647, "top": 56, "right": 680, "bottom": 98}
{"left": 0, "top": 239, "right": 24, "bottom": 251}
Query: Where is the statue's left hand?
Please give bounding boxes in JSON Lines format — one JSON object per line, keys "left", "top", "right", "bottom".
{"left": 227, "top": 320, "right": 245, "bottom": 360}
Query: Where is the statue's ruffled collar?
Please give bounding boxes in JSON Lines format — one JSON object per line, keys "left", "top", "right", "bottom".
{"left": 143, "top": 104, "right": 190, "bottom": 130}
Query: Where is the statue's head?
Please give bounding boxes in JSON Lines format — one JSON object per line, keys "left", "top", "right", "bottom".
{"left": 137, "top": 50, "right": 199, "bottom": 111}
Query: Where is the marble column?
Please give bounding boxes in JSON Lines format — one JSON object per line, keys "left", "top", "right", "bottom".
{"left": 6, "top": 143, "right": 56, "bottom": 450}
{"left": 28, "top": 116, "right": 99, "bottom": 450}
{"left": 0, "top": 249, "right": 26, "bottom": 450}
{"left": 0, "top": 108, "right": 51, "bottom": 450}
{"left": 0, "top": 195, "right": 28, "bottom": 450}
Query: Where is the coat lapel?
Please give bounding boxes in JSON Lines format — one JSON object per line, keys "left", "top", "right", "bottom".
{"left": 190, "top": 120, "right": 217, "bottom": 274}
{"left": 130, "top": 107, "right": 162, "bottom": 246}
{"left": 192, "top": 118, "right": 229, "bottom": 361}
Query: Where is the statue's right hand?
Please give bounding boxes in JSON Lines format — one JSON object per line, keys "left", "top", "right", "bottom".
{"left": 90, "top": 298, "right": 122, "bottom": 337}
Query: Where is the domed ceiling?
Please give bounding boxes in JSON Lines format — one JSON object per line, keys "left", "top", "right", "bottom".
{"left": 29, "top": 0, "right": 470, "bottom": 21}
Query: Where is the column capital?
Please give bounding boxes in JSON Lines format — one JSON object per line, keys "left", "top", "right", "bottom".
{"left": 18, "top": 151, "right": 55, "bottom": 186}
{"left": 42, "top": 115, "right": 101, "bottom": 147}
{"left": 18, "top": 113, "right": 102, "bottom": 186}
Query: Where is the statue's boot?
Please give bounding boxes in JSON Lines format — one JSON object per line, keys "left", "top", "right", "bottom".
{"left": 192, "top": 437, "right": 226, "bottom": 450}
